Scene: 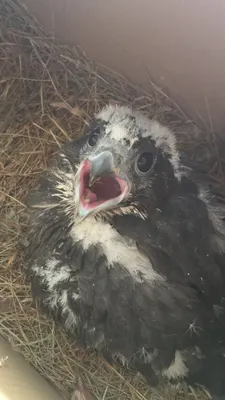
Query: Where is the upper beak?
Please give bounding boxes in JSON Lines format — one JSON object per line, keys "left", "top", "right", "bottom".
{"left": 89, "top": 151, "right": 114, "bottom": 183}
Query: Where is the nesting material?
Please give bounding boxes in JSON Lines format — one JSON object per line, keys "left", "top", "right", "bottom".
{"left": 0, "top": 0, "right": 225, "bottom": 399}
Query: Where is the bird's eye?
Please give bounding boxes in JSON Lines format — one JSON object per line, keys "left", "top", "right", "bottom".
{"left": 88, "top": 128, "right": 101, "bottom": 147}
{"left": 135, "top": 152, "right": 155, "bottom": 174}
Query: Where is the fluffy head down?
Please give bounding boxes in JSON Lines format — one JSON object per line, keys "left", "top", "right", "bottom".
{"left": 97, "top": 104, "right": 182, "bottom": 177}
{"left": 49, "top": 104, "right": 188, "bottom": 225}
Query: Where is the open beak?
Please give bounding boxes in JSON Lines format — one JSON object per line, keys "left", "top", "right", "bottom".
{"left": 77, "top": 151, "right": 129, "bottom": 218}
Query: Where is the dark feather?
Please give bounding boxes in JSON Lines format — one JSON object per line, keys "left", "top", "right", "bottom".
{"left": 26, "top": 105, "right": 225, "bottom": 399}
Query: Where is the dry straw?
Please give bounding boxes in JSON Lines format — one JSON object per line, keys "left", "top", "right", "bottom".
{"left": 0, "top": 0, "right": 224, "bottom": 399}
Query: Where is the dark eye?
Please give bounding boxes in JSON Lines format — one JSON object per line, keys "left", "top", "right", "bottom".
{"left": 88, "top": 128, "right": 101, "bottom": 147}
{"left": 135, "top": 152, "right": 155, "bottom": 174}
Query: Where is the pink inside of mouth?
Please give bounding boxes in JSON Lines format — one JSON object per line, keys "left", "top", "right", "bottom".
{"left": 79, "top": 160, "right": 127, "bottom": 210}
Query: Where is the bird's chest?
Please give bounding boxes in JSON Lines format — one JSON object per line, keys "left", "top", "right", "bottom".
{"left": 69, "top": 217, "right": 160, "bottom": 283}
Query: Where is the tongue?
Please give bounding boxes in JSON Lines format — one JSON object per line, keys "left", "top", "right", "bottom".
{"left": 83, "top": 188, "right": 97, "bottom": 203}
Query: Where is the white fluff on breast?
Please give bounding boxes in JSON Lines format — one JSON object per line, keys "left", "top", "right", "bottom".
{"left": 70, "top": 217, "right": 163, "bottom": 284}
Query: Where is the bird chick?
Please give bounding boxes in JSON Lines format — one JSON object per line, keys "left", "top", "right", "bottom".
{"left": 26, "top": 105, "right": 225, "bottom": 399}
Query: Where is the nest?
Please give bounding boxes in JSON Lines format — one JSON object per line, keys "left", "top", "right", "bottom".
{"left": 1, "top": 0, "right": 225, "bottom": 399}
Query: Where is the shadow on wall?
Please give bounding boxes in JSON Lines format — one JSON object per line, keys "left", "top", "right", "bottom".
{"left": 23, "top": 0, "right": 225, "bottom": 132}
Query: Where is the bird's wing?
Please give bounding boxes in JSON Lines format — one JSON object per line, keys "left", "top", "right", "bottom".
{"left": 180, "top": 151, "right": 225, "bottom": 209}
{"left": 75, "top": 252, "right": 212, "bottom": 362}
